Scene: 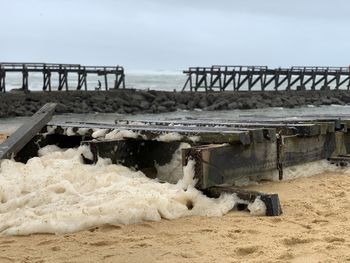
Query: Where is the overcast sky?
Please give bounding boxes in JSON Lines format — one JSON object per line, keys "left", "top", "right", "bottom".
{"left": 1, "top": 0, "right": 350, "bottom": 71}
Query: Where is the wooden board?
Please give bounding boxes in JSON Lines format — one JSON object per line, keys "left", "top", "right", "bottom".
{"left": 182, "top": 142, "right": 278, "bottom": 189}
{"left": 203, "top": 186, "right": 282, "bottom": 216}
{"left": 0, "top": 103, "right": 56, "bottom": 160}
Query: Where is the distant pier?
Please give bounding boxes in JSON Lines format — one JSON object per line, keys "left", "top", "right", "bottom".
{"left": 182, "top": 65, "right": 350, "bottom": 92}
{"left": 0, "top": 63, "right": 125, "bottom": 92}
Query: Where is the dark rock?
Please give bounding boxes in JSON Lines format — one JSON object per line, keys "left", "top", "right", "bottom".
{"left": 198, "top": 98, "right": 208, "bottom": 108}
{"left": 205, "top": 100, "right": 228, "bottom": 110}
{"left": 187, "top": 100, "right": 197, "bottom": 109}
{"left": 321, "top": 98, "right": 332, "bottom": 105}
{"left": 140, "top": 101, "right": 150, "bottom": 110}
{"left": 161, "top": 100, "right": 176, "bottom": 108}
{"left": 177, "top": 104, "right": 187, "bottom": 110}
{"left": 227, "top": 102, "right": 238, "bottom": 109}
{"left": 156, "top": 105, "right": 168, "bottom": 113}
{"left": 55, "top": 103, "right": 69, "bottom": 113}
{"left": 123, "top": 107, "right": 135, "bottom": 114}
{"left": 330, "top": 97, "right": 344, "bottom": 105}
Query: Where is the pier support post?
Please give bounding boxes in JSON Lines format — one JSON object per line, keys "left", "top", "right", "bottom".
{"left": 77, "top": 66, "right": 87, "bottom": 90}
{"left": 114, "top": 67, "right": 125, "bottom": 89}
{"left": 0, "top": 66, "right": 5, "bottom": 92}
{"left": 43, "top": 65, "right": 52, "bottom": 91}
{"left": 22, "top": 65, "right": 29, "bottom": 91}
{"left": 104, "top": 73, "right": 108, "bottom": 90}
{"left": 58, "top": 66, "right": 68, "bottom": 91}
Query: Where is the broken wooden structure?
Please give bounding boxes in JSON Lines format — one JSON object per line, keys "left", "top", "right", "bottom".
{"left": 182, "top": 65, "right": 350, "bottom": 92}
{"left": 5, "top": 112, "right": 350, "bottom": 217}
{"left": 0, "top": 62, "right": 125, "bottom": 92}
{"left": 0, "top": 103, "right": 56, "bottom": 160}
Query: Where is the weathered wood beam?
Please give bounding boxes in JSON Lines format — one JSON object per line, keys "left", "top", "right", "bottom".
{"left": 203, "top": 186, "right": 283, "bottom": 216}
{"left": 182, "top": 142, "right": 277, "bottom": 189}
{"left": 203, "top": 186, "right": 282, "bottom": 216}
{"left": 0, "top": 103, "right": 57, "bottom": 160}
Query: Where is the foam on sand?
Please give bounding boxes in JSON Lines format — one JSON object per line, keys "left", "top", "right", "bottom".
{"left": 0, "top": 145, "right": 241, "bottom": 235}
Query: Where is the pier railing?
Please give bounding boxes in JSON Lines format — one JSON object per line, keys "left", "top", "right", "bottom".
{"left": 0, "top": 62, "right": 125, "bottom": 92}
{"left": 182, "top": 65, "right": 350, "bottom": 92}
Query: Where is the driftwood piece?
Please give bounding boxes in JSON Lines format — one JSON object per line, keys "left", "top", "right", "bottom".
{"left": 0, "top": 103, "right": 56, "bottom": 160}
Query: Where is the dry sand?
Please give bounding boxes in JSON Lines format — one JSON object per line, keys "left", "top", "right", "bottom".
{"left": 1, "top": 171, "right": 350, "bottom": 263}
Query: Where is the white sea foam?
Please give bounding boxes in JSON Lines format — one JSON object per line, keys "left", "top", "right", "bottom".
{"left": 76, "top": 128, "right": 90, "bottom": 136}
{"left": 105, "top": 129, "right": 142, "bottom": 140}
{"left": 45, "top": 125, "right": 56, "bottom": 135}
{"left": 156, "top": 132, "right": 183, "bottom": 142}
{"left": 92, "top": 128, "right": 108, "bottom": 138}
{"left": 3, "top": 142, "right": 339, "bottom": 235}
{"left": 65, "top": 127, "right": 76, "bottom": 136}
{"left": 0, "top": 145, "right": 240, "bottom": 235}
{"left": 282, "top": 160, "right": 342, "bottom": 181}
{"left": 247, "top": 197, "right": 266, "bottom": 216}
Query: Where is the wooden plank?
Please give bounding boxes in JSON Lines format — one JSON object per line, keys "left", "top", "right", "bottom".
{"left": 203, "top": 186, "right": 282, "bottom": 216}
{"left": 0, "top": 103, "right": 57, "bottom": 160}
{"left": 279, "top": 133, "right": 336, "bottom": 168}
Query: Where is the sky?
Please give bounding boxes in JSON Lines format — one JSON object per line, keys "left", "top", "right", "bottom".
{"left": 1, "top": 0, "right": 350, "bottom": 71}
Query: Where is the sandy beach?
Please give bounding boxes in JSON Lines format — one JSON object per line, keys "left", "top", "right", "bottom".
{"left": 0, "top": 171, "right": 349, "bottom": 263}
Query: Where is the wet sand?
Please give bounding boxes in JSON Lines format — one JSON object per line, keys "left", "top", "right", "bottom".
{"left": 1, "top": 171, "right": 350, "bottom": 262}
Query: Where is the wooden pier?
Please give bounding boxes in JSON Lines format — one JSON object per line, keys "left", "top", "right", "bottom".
{"left": 182, "top": 65, "right": 350, "bottom": 92}
{"left": 7, "top": 114, "right": 350, "bottom": 216}
{"left": 0, "top": 62, "right": 125, "bottom": 92}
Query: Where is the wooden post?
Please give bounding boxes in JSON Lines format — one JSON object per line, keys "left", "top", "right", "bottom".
{"left": 77, "top": 67, "right": 87, "bottom": 90}
{"left": 0, "top": 66, "right": 5, "bottom": 92}
{"left": 22, "top": 65, "right": 29, "bottom": 91}
{"left": 104, "top": 73, "right": 108, "bottom": 90}
{"left": 43, "top": 65, "right": 52, "bottom": 91}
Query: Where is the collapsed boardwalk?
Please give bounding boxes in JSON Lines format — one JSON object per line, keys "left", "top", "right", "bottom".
{"left": 7, "top": 111, "right": 350, "bottom": 216}
{"left": 1, "top": 112, "right": 350, "bottom": 261}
